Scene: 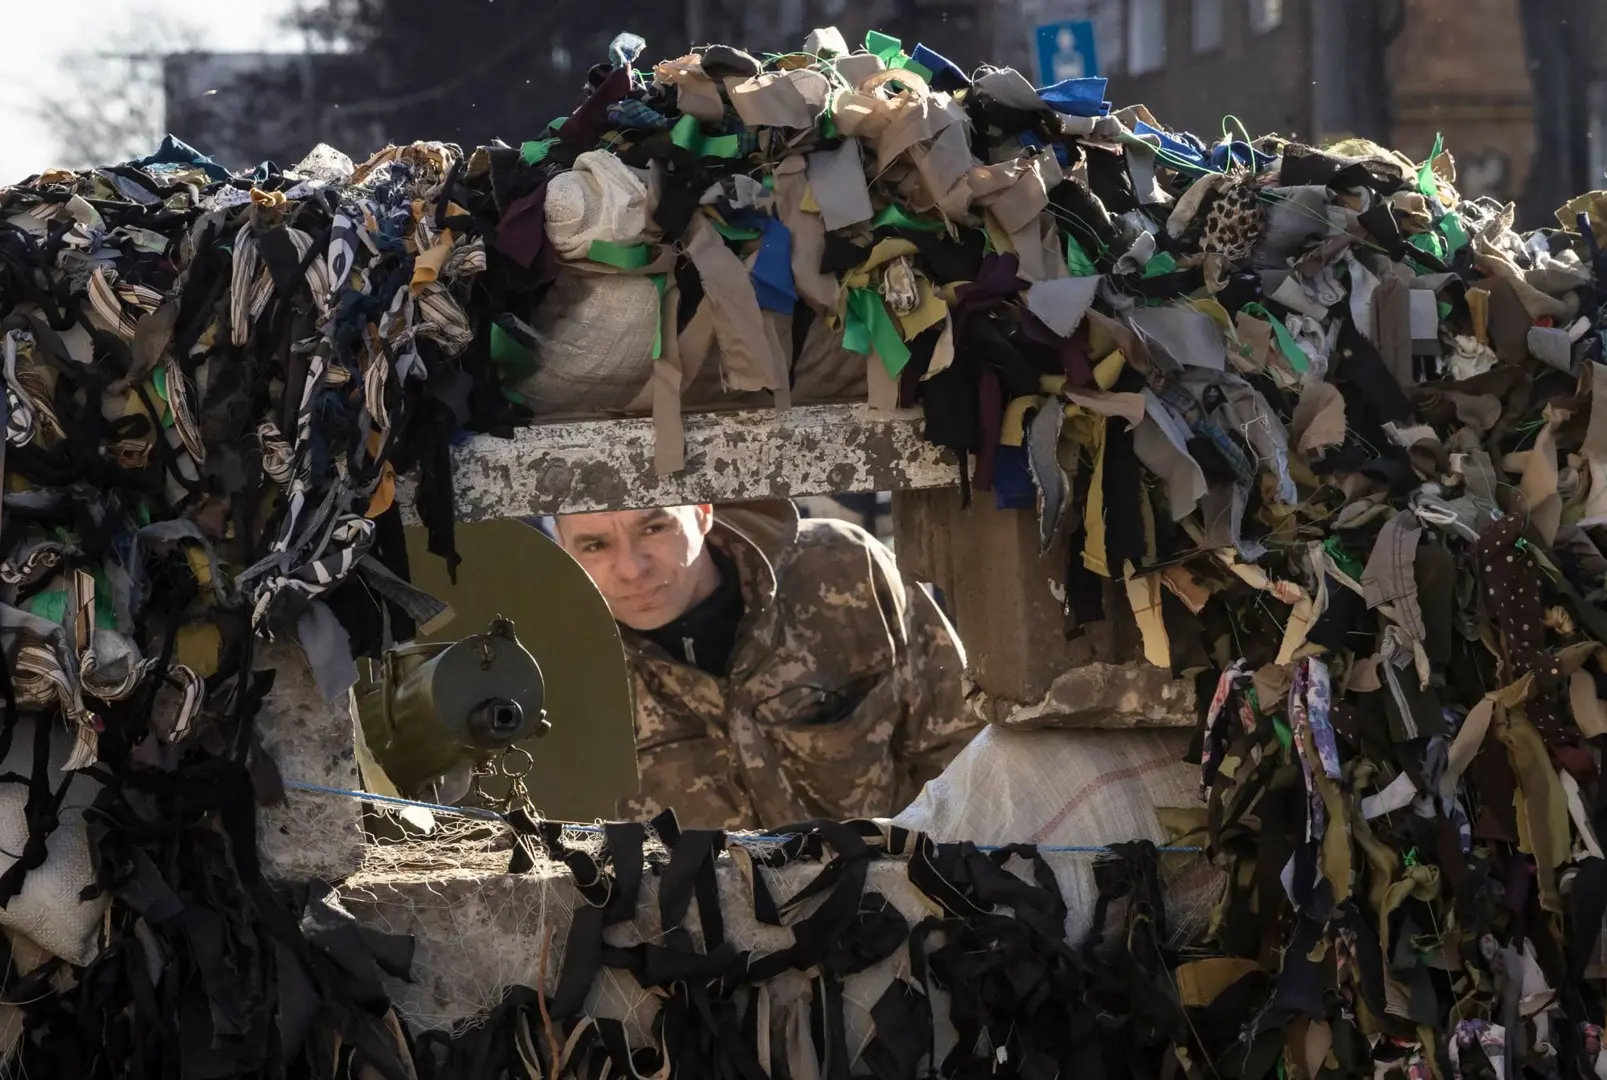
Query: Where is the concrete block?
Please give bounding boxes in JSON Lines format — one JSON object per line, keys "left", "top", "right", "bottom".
{"left": 255, "top": 642, "right": 364, "bottom": 883}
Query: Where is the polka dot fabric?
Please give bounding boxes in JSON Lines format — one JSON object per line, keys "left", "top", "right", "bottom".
{"left": 1478, "top": 516, "right": 1569, "bottom": 740}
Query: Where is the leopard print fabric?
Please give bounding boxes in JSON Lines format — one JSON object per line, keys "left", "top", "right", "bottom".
{"left": 1200, "top": 180, "right": 1265, "bottom": 262}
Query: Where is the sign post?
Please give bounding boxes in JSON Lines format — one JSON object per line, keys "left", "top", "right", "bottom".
{"left": 1034, "top": 19, "right": 1099, "bottom": 87}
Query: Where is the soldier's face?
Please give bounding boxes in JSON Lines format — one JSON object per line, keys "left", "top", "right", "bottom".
{"left": 555, "top": 505, "right": 716, "bottom": 631}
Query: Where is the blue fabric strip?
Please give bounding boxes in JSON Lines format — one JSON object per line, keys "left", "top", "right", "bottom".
{"left": 1036, "top": 77, "right": 1111, "bottom": 118}
{"left": 1134, "top": 121, "right": 1209, "bottom": 172}
{"left": 910, "top": 44, "right": 970, "bottom": 92}
{"left": 132, "top": 134, "right": 232, "bottom": 182}
{"left": 1209, "top": 140, "right": 1276, "bottom": 173}
{"left": 751, "top": 218, "right": 797, "bottom": 314}
{"left": 994, "top": 445, "right": 1038, "bottom": 511}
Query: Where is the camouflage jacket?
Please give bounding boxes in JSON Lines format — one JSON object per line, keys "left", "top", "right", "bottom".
{"left": 616, "top": 502, "right": 980, "bottom": 831}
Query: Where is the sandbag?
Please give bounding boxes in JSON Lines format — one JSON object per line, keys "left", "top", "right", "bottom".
{"left": 893, "top": 725, "right": 1220, "bottom": 943}
{"left": 543, "top": 151, "right": 649, "bottom": 261}
{"left": 513, "top": 269, "right": 659, "bottom": 413}
{"left": 792, "top": 315, "right": 870, "bottom": 404}
{"left": 0, "top": 717, "right": 107, "bottom": 966}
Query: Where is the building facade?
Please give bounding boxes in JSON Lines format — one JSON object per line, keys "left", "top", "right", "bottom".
{"left": 1089, "top": 0, "right": 1311, "bottom": 145}
{"left": 1000, "top": 0, "right": 1600, "bottom": 219}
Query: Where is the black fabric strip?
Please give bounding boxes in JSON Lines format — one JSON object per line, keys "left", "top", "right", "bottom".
{"left": 0, "top": 712, "right": 74, "bottom": 905}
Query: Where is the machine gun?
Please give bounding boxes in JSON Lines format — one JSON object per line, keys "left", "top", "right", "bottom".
{"left": 357, "top": 616, "right": 549, "bottom": 803}
{"left": 353, "top": 520, "right": 639, "bottom": 820}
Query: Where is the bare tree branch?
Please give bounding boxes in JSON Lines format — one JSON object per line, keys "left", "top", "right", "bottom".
{"left": 29, "top": 7, "right": 205, "bottom": 171}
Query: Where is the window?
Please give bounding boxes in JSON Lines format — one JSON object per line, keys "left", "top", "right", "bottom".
{"left": 1192, "top": 0, "right": 1224, "bottom": 52}
{"left": 1128, "top": 0, "right": 1167, "bottom": 75}
{"left": 1249, "top": 0, "right": 1283, "bottom": 33}
{"left": 1591, "top": 81, "right": 1607, "bottom": 195}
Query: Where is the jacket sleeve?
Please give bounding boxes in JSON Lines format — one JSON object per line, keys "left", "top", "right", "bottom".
{"left": 864, "top": 538, "right": 985, "bottom": 806}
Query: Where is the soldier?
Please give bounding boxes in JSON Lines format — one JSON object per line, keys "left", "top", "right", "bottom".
{"left": 551, "top": 500, "right": 981, "bottom": 830}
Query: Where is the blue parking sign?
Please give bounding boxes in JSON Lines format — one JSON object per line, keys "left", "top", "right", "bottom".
{"left": 1034, "top": 19, "right": 1099, "bottom": 87}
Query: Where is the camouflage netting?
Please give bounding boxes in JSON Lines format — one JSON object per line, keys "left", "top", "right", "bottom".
{"left": 0, "top": 15, "right": 1605, "bottom": 1079}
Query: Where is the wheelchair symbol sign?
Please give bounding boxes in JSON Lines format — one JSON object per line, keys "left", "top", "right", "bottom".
{"left": 1034, "top": 19, "right": 1099, "bottom": 87}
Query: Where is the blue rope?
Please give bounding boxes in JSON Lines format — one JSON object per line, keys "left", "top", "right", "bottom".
{"left": 287, "top": 780, "right": 1204, "bottom": 855}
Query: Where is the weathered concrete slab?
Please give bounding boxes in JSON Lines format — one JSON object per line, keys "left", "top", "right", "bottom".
{"left": 255, "top": 643, "right": 365, "bottom": 883}
{"left": 398, "top": 404, "right": 955, "bottom": 522}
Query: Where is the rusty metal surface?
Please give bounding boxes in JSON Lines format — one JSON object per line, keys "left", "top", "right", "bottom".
{"left": 398, "top": 404, "right": 956, "bottom": 521}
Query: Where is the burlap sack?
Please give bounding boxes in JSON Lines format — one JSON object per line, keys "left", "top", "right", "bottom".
{"left": 513, "top": 269, "right": 659, "bottom": 413}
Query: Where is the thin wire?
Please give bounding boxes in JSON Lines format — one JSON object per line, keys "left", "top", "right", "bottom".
{"left": 1221, "top": 114, "right": 1254, "bottom": 151}
{"left": 286, "top": 780, "right": 1204, "bottom": 854}
{"left": 288, "top": 779, "right": 507, "bottom": 822}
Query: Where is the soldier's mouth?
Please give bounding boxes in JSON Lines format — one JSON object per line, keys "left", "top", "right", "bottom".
{"left": 621, "top": 585, "right": 668, "bottom": 607}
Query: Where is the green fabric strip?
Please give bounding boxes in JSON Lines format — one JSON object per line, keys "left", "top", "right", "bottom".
{"left": 1066, "top": 235, "right": 1098, "bottom": 277}
{"left": 873, "top": 204, "right": 945, "bottom": 232}
{"left": 151, "top": 367, "right": 174, "bottom": 428}
{"left": 1241, "top": 302, "right": 1310, "bottom": 373}
{"left": 521, "top": 139, "right": 555, "bottom": 165}
{"left": 587, "top": 240, "right": 652, "bottom": 269}
{"left": 651, "top": 274, "right": 666, "bottom": 360}
{"left": 25, "top": 585, "right": 110, "bottom": 629}
{"left": 29, "top": 591, "right": 65, "bottom": 626}
{"left": 1408, "top": 231, "right": 1446, "bottom": 260}
{"left": 865, "top": 30, "right": 903, "bottom": 65}
{"left": 1141, "top": 251, "right": 1178, "bottom": 278}
{"left": 490, "top": 323, "right": 539, "bottom": 381}
{"left": 1439, "top": 208, "right": 1469, "bottom": 254}
{"left": 671, "top": 114, "right": 701, "bottom": 152}
{"left": 91, "top": 568, "right": 117, "bottom": 629}
{"left": 1273, "top": 717, "right": 1294, "bottom": 753}
{"left": 1417, "top": 132, "right": 1444, "bottom": 198}
{"left": 671, "top": 114, "right": 743, "bottom": 159}
{"left": 844, "top": 287, "right": 911, "bottom": 377}
{"left": 1324, "top": 537, "right": 1363, "bottom": 580}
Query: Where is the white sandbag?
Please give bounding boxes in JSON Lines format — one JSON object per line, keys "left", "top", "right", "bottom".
{"left": 544, "top": 151, "right": 649, "bottom": 261}
{"left": 893, "top": 725, "right": 1220, "bottom": 943}
{"left": 513, "top": 270, "right": 659, "bottom": 413}
{"left": 0, "top": 717, "right": 107, "bottom": 965}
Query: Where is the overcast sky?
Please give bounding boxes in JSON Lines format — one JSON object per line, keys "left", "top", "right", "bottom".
{"left": 0, "top": 0, "right": 299, "bottom": 181}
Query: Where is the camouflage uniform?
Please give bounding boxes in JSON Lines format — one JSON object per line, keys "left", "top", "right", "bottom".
{"left": 616, "top": 502, "right": 980, "bottom": 830}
